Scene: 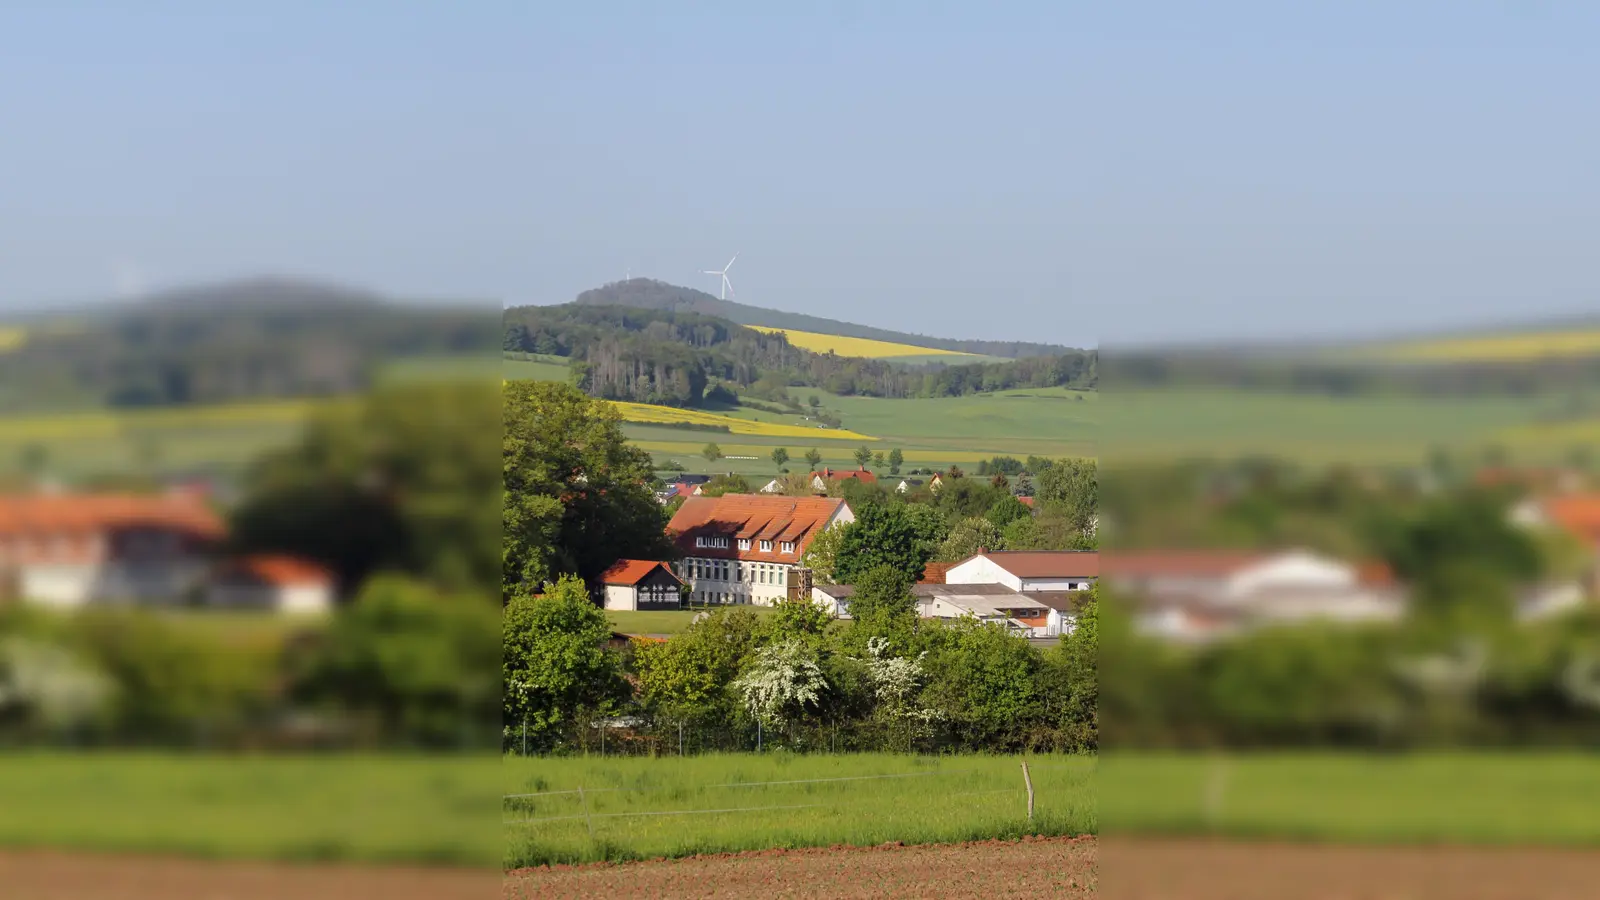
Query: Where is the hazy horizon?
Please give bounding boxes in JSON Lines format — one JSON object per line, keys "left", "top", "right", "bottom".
{"left": 4, "top": 4, "right": 1598, "bottom": 348}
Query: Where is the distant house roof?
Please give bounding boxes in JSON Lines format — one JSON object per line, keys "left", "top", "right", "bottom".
{"left": 216, "top": 554, "right": 333, "bottom": 587}
{"left": 958, "top": 551, "right": 1099, "bottom": 580}
{"left": 1104, "top": 549, "right": 1394, "bottom": 588}
{"left": 1018, "top": 496, "right": 1036, "bottom": 508}
{"left": 669, "top": 474, "right": 712, "bottom": 485}
{"left": 811, "top": 467, "right": 877, "bottom": 484}
{"left": 1536, "top": 494, "right": 1600, "bottom": 544}
{"left": 668, "top": 493, "right": 849, "bottom": 563}
{"left": 0, "top": 491, "right": 225, "bottom": 540}
{"left": 599, "top": 559, "right": 682, "bottom": 587}
{"left": 920, "top": 561, "right": 953, "bottom": 584}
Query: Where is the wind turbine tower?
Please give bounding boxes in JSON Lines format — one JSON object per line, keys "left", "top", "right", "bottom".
{"left": 702, "top": 253, "right": 738, "bottom": 300}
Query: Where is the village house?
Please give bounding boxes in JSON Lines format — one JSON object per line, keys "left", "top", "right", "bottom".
{"left": 0, "top": 490, "right": 226, "bottom": 608}
{"left": 667, "top": 493, "right": 855, "bottom": 605}
{"left": 598, "top": 559, "right": 685, "bottom": 611}
{"left": 945, "top": 550, "right": 1099, "bottom": 592}
{"left": 207, "top": 554, "right": 336, "bottom": 614}
{"left": 809, "top": 467, "right": 877, "bottom": 493}
{"left": 1106, "top": 548, "right": 1407, "bottom": 643}
{"left": 809, "top": 581, "right": 1081, "bottom": 638}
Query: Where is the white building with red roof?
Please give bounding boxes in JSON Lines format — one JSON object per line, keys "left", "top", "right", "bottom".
{"left": 667, "top": 493, "right": 854, "bottom": 605}
{"left": 0, "top": 490, "right": 225, "bottom": 608}
{"left": 208, "top": 554, "right": 335, "bottom": 614}
{"left": 598, "top": 559, "right": 685, "bottom": 611}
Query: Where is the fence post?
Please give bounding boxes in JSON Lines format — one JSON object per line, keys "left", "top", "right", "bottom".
{"left": 1021, "top": 760, "right": 1034, "bottom": 822}
{"left": 521, "top": 719, "right": 527, "bottom": 757}
{"left": 578, "top": 785, "right": 595, "bottom": 840}
{"left": 757, "top": 719, "right": 762, "bottom": 752}
{"left": 678, "top": 720, "right": 684, "bottom": 757}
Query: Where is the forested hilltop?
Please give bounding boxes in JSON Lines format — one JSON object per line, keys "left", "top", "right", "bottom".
{"left": 0, "top": 277, "right": 498, "bottom": 413}
{"left": 503, "top": 301, "right": 1097, "bottom": 406}
{"left": 571, "top": 278, "right": 1079, "bottom": 358}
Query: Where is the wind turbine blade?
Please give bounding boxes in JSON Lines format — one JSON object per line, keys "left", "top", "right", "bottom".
{"left": 723, "top": 274, "right": 735, "bottom": 298}
{"left": 724, "top": 253, "right": 738, "bottom": 272}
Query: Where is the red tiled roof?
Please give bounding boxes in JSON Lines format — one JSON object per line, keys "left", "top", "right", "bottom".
{"left": 1101, "top": 550, "right": 1266, "bottom": 579}
{"left": 0, "top": 492, "right": 224, "bottom": 540}
{"left": 221, "top": 554, "right": 333, "bottom": 587}
{"left": 1536, "top": 494, "right": 1600, "bottom": 541}
{"left": 920, "top": 562, "right": 952, "bottom": 584}
{"left": 811, "top": 467, "right": 877, "bottom": 484}
{"left": 599, "top": 559, "right": 680, "bottom": 586}
{"left": 1018, "top": 496, "right": 1036, "bottom": 507}
{"left": 962, "top": 551, "right": 1099, "bottom": 579}
{"left": 668, "top": 493, "right": 849, "bottom": 563}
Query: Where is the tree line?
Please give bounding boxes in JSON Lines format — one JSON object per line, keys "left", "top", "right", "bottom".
{"left": 503, "top": 303, "right": 1097, "bottom": 407}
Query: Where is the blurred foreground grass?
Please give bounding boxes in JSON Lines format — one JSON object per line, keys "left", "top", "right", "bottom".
{"left": 503, "top": 752, "right": 1097, "bottom": 868}
{"left": 0, "top": 753, "right": 500, "bottom": 866}
{"left": 1103, "top": 752, "right": 1600, "bottom": 846}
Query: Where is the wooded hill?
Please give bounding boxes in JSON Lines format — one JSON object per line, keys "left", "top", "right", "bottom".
{"left": 503, "top": 301, "right": 1096, "bottom": 407}
{"left": 571, "top": 278, "right": 1079, "bottom": 358}
{"left": 0, "top": 277, "right": 498, "bottom": 413}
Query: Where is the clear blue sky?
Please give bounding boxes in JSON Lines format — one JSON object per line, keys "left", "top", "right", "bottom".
{"left": 2, "top": 3, "right": 1597, "bottom": 347}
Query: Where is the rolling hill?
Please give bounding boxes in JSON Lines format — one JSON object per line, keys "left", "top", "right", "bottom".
{"left": 569, "top": 278, "right": 1077, "bottom": 358}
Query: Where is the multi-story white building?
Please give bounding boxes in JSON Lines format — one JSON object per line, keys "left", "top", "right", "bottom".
{"left": 667, "top": 493, "right": 854, "bottom": 605}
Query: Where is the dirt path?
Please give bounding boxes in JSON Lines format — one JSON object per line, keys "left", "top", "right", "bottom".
{"left": 1101, "top": 837, "right": 1600, "bottom": 899}
{"left": 504, "top": 835, "right": 1098, "bottom": 899}
{"left": 0, "top": 851, "right": 496, "bottom": 900}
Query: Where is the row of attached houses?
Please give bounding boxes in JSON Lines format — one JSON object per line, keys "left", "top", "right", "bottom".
{"left": 0, "top": 490, "right": 335, "bottom": 613}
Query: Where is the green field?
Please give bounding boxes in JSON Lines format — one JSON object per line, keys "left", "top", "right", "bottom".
{"left": 503, "top": 752, "right": 1096, "bottom": 868}
{"left": 0, "top": 753, "right": 500, "bottom": 866}
{"left": 1104, "top": 752, "right": 1600, "bottom": 846}
{"left": 628, "top": 387, "right": 1099, "bottom": 476}
{"left": 606, "top": 607, "right": 776, "bottom": 635}
{"left": 502, "top": 354, "right": 571, "bottom": 382}
{"left": 1103, "top": 388, "right": 1592, "bottom": 466}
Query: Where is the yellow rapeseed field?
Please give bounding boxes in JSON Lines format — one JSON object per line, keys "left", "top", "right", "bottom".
{"left": 747, "top": 325, "right": 975, "bottom": 359}
{"left": 1372, "top": 329, "right": 1600, "bottom": 362}
{"left": 605, "top": 400, "right": 878, "bottom": 441}
{"left": 0, "top": 328, "right": 25, "bottom": 352}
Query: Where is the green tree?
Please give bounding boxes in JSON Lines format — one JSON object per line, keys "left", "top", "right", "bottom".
{"left": 702, "top": 442, "right": 724, "bottom": 463}
{"left": 986, "top": 494, "right": 1031, "bottom": 530}
{"left": 771, "top": 447, "right": 790, "bottom": 470}
{"left": 936, "top": 517, "right": 1005, "bottom": 562}
{"left": 833, "top": 504, "right": 932, "bottom": 585}
{"left": 501, "top": 382, "right": 672, "bottom": 599}
{"left": 294, "top": 575, "right": 501, "bottom": 748}
{"left": 800, "top": 524, "right": 846, "bottom": 582}
{"left": 808, "top": 395, "right": 821, "bottom": 408}
{"left": 1038, "top": 458, "right": 1097, "bottom": 533}
{"left": 733, "top": 639, "right": 829, "bottom": 734}
{"left": 872, "top": 451, "right": 887, "bottom": 470}
{"left": 502, "top": 575, "right": 629, "bottom": 751}
{"left": 853, "top": 446, "right": 873, "bottom": 468}
{"left": 767, "top": 595, "right": 834, "bottom": 648}
{"left": 921, "top": 619, "right": 1041, "bottom": 749}
{"left": 887, "top": 447, "right": 904, "bottom": 476}
{"left": 634, "top": 608, "right": 764, "bottom": 727}
{"left": 804, "top": 448, "right": 824, "bottom": 470}
{"left": 232, "top": 382, "right": 501, "bottom": 596}
{"left": 699, "top": 474, "right": 752, "bottom": 497}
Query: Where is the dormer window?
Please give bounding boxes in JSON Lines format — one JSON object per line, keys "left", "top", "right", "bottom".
{"left": 780, "top": 541, "right": 795, "bottom": 554}
{"left": 759, "top": 540, "right": 773, "bottom": 552}
{"left": 738, "top": 539, "right": 751, "bottom": 551}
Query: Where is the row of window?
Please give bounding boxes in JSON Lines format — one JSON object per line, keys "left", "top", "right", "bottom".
{"left": 693, "top": 535, "right": 796, "bottom": 555}
{"left": 683, "top": 558, "right": 789, "bottom": 587}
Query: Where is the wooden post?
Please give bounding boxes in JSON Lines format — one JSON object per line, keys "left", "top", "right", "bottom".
{"left": 678, "top": 720, "right": 684, "bottom": 757}
{"left": 1021, "top": 760, "right": 1035, "bottom": 822}
{"left": 578, "top": 785, "right": 594, "bottom": 840}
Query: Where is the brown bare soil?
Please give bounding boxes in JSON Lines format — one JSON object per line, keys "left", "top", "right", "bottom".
{"left": 1100, "top": 837, "right": 1600, "bottom": 899}
{"left": 0, "top": 850, "right": 496, "bottom": 900}
{"left": 503, "top": 835, "right": 1098, "bottom": 899}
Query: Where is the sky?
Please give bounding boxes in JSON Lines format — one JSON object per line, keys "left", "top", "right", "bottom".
{"left": 2, "top": 2, "right": 1597, "bottom": 347}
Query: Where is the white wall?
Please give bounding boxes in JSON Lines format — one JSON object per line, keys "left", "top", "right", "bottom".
{"left": 1225, "top": 551, "right": 1357, "bottom": 599}
{"left": 603, "top": 584, "right": 637, "bottom": 611}
{"left": 19, "top": 565, "right": 98, "bottom": 608}
{"left": 209, "top": 583, "right": 333, "bottom": 614}
{"left": 944, "top": 556, "right": 1022, "bottom": 591}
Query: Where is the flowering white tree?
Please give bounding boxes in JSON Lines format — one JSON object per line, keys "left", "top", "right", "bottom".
{"left": 732, "top": 639, "right": 828, "bottom": 730}
{"left": 0, "top": 637, "right": 114, "bottom": 733}
{"left": 853, "top": 637, "right": 941, "bottom": 747}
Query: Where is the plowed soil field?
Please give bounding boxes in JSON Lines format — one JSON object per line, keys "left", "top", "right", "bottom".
{"left": 503, "top": 835, "right": 1098, "bottom": 899}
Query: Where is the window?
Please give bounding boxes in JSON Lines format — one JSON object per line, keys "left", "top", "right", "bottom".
{"left": 738, "top": 538, "right": 750, "bottom": 551}
{"left": 780, "top": 541, "right": 795, "bottom": 554}
{"left": 696, "top": 536, "right": 729, "bottom": 549}
{"left": 760, "top": 540, "right": 773, "bottom": 552}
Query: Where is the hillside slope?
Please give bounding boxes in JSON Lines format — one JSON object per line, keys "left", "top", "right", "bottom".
{"left": 571, "top": 278, "right": 1076, "bottom": 358}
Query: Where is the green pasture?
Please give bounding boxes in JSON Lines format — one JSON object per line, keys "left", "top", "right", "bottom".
{"left": 0, "top": 753, "right": 500, "bottom": 866}
{"left": 1104, "top": 752, "right": 1600, "bottom": 846}
{"left": 502, "top": 355, "right": 572, "bottom": 383}
{"left": 503, "top": 752, "right": 1096, "bottom": 868}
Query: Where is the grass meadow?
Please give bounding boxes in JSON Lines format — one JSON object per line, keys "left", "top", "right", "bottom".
{"left": 503, "top": 752, "right": 1096, "bottom": 868}
{"left": 0, "top": 753, "right": 501, "bottom": 866}
{"left": 605, "top": 607, "right": 776, "bottom": 635}
{"left": 1103, "top": 752, "right": 1600, "bottom": 847}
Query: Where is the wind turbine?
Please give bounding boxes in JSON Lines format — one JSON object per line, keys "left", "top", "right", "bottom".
{"left": 702, "top": 253, "right": 738, "bottom": 299}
